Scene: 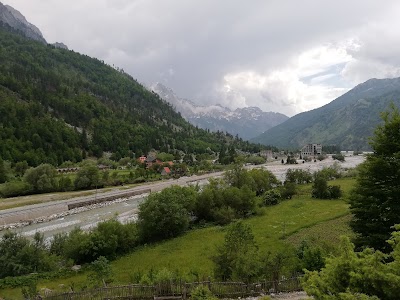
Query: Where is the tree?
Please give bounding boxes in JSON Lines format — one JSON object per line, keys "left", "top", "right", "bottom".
{"left": 137, "top": 186, "right": 197, "bottom": 242}
{"left": 87, "top": 256, "right": 113, "bottom": 287}
{"left": 224, "top": 164, "right": 252, "bottom": 189}
{"left": 247, "top": 168, "right": 280, "bottom": 196}
{"left": 349, "top": 104, "right": 400, "bottom": 252}
{"left": 74, "top": 162, "right": 100, "bottom": 190}
{"left": 212, "top": 222, "right": 261, "bottom": 282}
{"left": 23, "top": 164, "right": 57, "bottom": 192}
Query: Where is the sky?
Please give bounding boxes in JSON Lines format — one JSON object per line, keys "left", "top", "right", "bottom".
{"left": 5, "top": 0, "right": 400, "bottom": 116}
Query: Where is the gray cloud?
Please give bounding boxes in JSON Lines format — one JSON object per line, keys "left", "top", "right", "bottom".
{"left": 5, "top": 0, "right": 400, "bottom": 116}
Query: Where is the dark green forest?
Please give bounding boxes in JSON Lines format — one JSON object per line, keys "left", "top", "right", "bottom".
{"left": 0, "top": 22, "right": 263, "bottom": 167}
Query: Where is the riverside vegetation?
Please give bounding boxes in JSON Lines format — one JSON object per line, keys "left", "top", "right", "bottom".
{"left": 0, "top": 163, "right": 350, "bottom": 298}
{"left": 2, "top": 105, "right": 400, "bottom": 299}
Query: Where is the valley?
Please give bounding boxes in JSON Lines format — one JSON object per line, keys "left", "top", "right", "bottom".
{"left": 0, "top": 156, "right": 364, "bottom": 242}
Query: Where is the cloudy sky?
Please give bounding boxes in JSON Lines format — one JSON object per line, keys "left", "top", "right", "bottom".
{"left": 6, "top": 0, "right": 400, "bottom": 116}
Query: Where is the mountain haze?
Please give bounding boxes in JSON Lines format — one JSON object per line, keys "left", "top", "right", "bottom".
{"left": 151, "top": 83, "right": 288, "bottom": 140}
{"left": 252, "top": 78, "right": 400, "bottom": 150}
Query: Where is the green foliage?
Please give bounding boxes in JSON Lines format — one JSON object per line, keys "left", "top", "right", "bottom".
{"left": 0, "top": 180, "right": 32, "bottom": 198}
{"left": 350, "top": 104, "right": 400, "bottom": 252}
{"left": 332, "top": 154, "right": 345, "bottom": 162}
{"left": 194, "top": 179, "right": 257, "bottom": 225}
{"left": 0, "top": 232, "right": 57, "bottom": 278}
{"left": 21, "top": 280, "right": 38, "bottom": 300}
{"left": 74, "top": 162, "right": 100, "bottom": 190}
{"left": 23, "top": 164, "right": 57, "bottom": 193}
{"left": 224, "top": 164, "right": 280, "bottom": 196}
{"left": 279, "top": 182, "right": 297, "bottom": 199}
{"left": 302, "top": 228, "right": 400, "bottom": 300}
{"left": 87, "top": 256, "right": 113, "bottom": 287}
{"left": 245, "top": 155, "right": 266, "bottom": 165}
{"left": 212, "top": 222, "right": 261, "bottom": 282}
{"left": 312, "top": 175, "right": 342, "bottom": 199}
{"left": 247, "top": 168, "right": 280, "bottom": 196}
{"left": 0, "top": 24, "right": 261, "bottom": 171}
{"left": 138, "top": 186, "right": 197, "bottom": 242}
{"left": 57, "top": 220, "right": 139, "bottom": 264}
{"left": 0, "top": 157, "right": 6, "bottom": 184}
{"left": 156, "top": 152, "right": 174, "bottom": 162}
{"left": 263, "top": 189, "right": 281, "bottom": 206}
{"left": 190, "top": 285, "right": 217, "bottom": 300}
{"left": 296, "top": 240, "right": 325, "bottom": 272}
{"left": 285, "top": 169, "right": 313, "bottom": 184}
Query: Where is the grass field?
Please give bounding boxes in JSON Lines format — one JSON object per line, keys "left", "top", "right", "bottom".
{"left": 0, "top": 177, "right": 356, "bottom": 299}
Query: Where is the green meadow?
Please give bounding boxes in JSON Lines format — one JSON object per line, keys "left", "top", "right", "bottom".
{"left": 0, "top": 178, "right": 356, "bottom": 298}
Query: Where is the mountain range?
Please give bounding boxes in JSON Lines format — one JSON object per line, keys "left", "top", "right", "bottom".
{"left": 0, "top": 2, "right": 68, "bottom": 49}
{"left": 0, "top": 7, "right": 262, "bottom": 167}
{"left": 251, "top": 77, "right": 400, "bottom": 150}
{"left": 151, "top": 83, "right": 288, "bottom": 140}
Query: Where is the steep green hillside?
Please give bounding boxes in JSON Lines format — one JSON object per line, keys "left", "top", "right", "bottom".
{"left": 252, "top": 78, "right": 400, "bottom": 150}
{"left": 0, "top": 22, "right": 261, "bottom": 166}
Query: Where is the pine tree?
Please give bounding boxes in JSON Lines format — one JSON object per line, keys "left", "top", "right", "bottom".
{"left": 350, "top": 104, "right": 400, "bottom": 252}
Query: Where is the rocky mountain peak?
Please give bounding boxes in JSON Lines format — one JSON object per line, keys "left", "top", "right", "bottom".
{"left": 151, "top": 82, "right": 288, "bottom": 140}
{"left": 0, "top": 2, "right": 46, "bottom": 43}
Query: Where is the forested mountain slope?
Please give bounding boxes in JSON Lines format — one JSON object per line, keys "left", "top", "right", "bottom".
{"left": 252, "top": 78, "right": 400, "bottom": 150}
{"left": 0, "top": 23, "right": 261, "bottom": 166}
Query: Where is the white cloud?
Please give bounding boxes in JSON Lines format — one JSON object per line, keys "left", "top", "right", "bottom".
{"left": 5, "top": 0, "right": 400, "bottom": 117}
{"left": 219, "top": 43, "right": 356, "bottom": 116}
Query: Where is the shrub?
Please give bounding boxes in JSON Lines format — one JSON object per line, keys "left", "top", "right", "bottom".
{"left": 332, "top": 154, "right": 345, "bottom": 162}
{"left": 280, "top": 182, "right": 297, "bottom": 199}
{"left": 190, "top": 285, "right": 217, "bottom": 300}
{"left": 263, "top": 189, "right": 281, "bottom": 206}
{"left": 0, "top": 181, "right": 33, "bottom": 198}
{"left": 138, "top": 186, "right": 197, "bottom": 242}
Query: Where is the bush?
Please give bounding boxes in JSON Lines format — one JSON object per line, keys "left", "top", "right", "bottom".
{"left": 280, "top": 182, "right": 297, "bottom": 199}
{"left": 191, "top": 285, "right": 217, "bottom": 300}
{"left": 332, "top": 154, "right": 345, "bottom": 162}
{"left": 138, "top": 186, "right": 197, "bottom": 242}
{"left": 0, "top": 181, "right": 33, "bottom": 198}
{"left": 23, "top": 164, "right": 57, "bottom": 192}
{"left": 194, "top": 180, "right": 258, "bottom": 224}
{"left": 263, "top": 189, "right": 281, "bottom": 206}
{"left": 285, "top": 169, "right": 312, "bottom": 184}
{"left": 312, "top": 176, "right": 342, "bottom": 199}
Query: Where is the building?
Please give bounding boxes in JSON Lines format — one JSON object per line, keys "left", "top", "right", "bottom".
{"left": 301, "top": 143, "right": 322, "bottom": 157}
{"left": 161, "top": 167, "right": 171, "bottom": 176}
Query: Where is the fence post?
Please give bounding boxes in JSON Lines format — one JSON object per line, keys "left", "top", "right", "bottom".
{"left": 207, "top": 276, "right": 211, "bottom": 292}
{"left": 183, "top": 281, "right": 187, "bottom": 300}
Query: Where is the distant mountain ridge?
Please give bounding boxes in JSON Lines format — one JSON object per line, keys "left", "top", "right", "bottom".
{"left": 151, "top": 83, "right": 288, "bottom": 140}
{"left": 251, "top": 77, "right": 400, "bottom": 150}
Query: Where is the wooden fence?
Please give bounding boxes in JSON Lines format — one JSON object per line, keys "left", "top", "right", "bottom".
{"left": 43, "top": 276, "right": 302, "bottom": 300}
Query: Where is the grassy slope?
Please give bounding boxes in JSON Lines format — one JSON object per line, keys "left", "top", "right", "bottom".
{"left": 1, "top": 178, "right": 355, "bottom": 298}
